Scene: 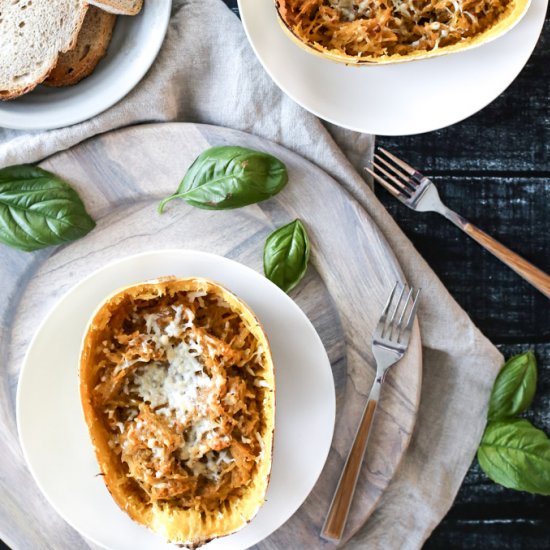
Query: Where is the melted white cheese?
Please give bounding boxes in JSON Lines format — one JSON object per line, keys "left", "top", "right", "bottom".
{"left": 330, "top": 0, "right": 355, "bottom": 19}
{"left": 131, "top": 307, "right": 234, "bottom": 478}
{"left": 134, "top": 343, "right": 211, "bottom": 424}
{"left": 330, "top": 0, "right": 472, "bottom": 35}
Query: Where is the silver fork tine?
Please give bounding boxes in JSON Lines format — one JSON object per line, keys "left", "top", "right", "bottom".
{"left": 385, "top": 284, "right": 406, "bottom": 340}
{"left": 374, "top": 281, "right": 398, "bottom": 337}
{"left": 377, "top": 147, "right": 417, "bottom": 176}
{"left": 365, "top": 167, "right": 407, "bottom": 202}
{"left": 400, "top": 289, "right": 422, "bottom": 344}
{"left": 372, "top": 161, "right": 413, "bottom": 197}
{"left": 373, "top": 154, "right": 416, "bottom": 191}
{"left": 394, "top": 287, "right": 414, "bottom": 340}
{"left": 377, "top": 147, "right": 426, "bottom": 186}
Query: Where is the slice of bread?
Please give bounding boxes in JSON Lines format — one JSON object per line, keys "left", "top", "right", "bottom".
{"left": 44, "top": 7, "right": 116, "bottom": 87}
{"left": 0, "top": 0, "right": 88, "bottom": 100}
{"left": 88, "top": 0, "right": 143, "bottom": 15}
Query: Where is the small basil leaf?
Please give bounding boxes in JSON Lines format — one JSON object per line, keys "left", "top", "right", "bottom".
{"left": 488, "top": 351, "right": 537, "bottom": 421}
{"left": 478, "top": 419, "right": 550, "bottom": 495}
{"left": 0, "top": 165, "right": 95, "bottom": 252}
{"left": 159, "top": 146, "right": 288, "bottom": 212}
{"left": 264, "top": 219, "right": 310, "bottom": 293}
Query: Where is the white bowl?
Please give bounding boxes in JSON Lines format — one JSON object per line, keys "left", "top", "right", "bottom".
{"left": 0, "top": 1, "right": 172, "bottom": 130}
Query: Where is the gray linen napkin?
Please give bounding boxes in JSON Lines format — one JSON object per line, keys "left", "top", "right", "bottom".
{"left": 0, "top": 1, "right": 503, "bottom": 548}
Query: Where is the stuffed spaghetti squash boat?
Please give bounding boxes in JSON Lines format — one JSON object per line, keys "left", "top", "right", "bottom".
{"left": 80, "top": 277, "right": 274, "bottom": 547}
{"left": 276, "top": 0, "right": 531, "bottom": 64}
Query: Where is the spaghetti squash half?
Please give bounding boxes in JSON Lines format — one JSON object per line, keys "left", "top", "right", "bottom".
{"left": 276, "top": 0, "right": 531, "bottom": 64}
{"left": 80, "top": 277, "right": 275, "bottom": 547}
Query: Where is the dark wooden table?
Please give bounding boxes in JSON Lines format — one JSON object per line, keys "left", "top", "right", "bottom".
{"left": 1, "top": 3, "right": 547, "bottom": 550}
{"left": 224, "top": 1, "right": 550, "bottom": 548}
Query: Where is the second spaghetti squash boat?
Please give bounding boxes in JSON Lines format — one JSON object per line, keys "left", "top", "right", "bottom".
{"left": 276, "top": 0, "right": 531, "bottom": 64}
{"left": 80, "top": 277, "right": 275, "bottom": 547}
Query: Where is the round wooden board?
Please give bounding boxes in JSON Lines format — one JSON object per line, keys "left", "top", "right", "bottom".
{"left": 0, "top": 123, "right": 422, "bottom": 550}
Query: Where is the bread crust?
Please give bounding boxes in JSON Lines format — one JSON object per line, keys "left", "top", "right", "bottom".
{"left": 80, "top": 277, "right": 275, "bottom": 547}
{"left": 0, "top": 3, "right": 90, "bottom": 101}
{"left": 44, "top": 7, "right": 116, "bottom": 87}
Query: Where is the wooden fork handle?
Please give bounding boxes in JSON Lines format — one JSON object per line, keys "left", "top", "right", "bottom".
{"left": 321, "top": 379, "right": 381, "bottom": 542}
{"left": 444, "top": 211, "right": 550, "bottom": 299}
{"left": 464, "top": 223, "right": 550, "bottom": 299}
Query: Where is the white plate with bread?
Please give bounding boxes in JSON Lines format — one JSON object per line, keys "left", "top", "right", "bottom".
{"left": 0, "top": 0, "right": 171, "bottom": 130}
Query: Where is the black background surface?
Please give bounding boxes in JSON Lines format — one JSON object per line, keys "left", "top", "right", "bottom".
{"left": 2, "top": 2, "right": 548, "bottom": 549}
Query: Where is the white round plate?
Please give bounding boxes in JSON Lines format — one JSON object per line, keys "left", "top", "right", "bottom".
{"left": 17, "top": 249, "right": 335, "bottom": 550}
{"left": 239, "top": 0, "right": 547, "bottom": 135}
{"left": 0, "top": 1, "right": 171, "bottom": 130}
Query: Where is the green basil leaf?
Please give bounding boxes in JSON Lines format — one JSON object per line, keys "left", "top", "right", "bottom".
{"left": 478, "top": 419, "right": 550, "bottom": 495}
{"left": 264, "top": 219, "right": 310, "bottom": 293}
{"left": 0, "top": 164, "right": 95, "bottom": 252}
{"left": 158, "top": 146, "right": 288, "bottom": 212}
{"left": 488, "top": 351, "right": 537, "bottom": 421}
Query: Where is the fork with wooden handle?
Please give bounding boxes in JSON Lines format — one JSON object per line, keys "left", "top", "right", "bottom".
{"left": 321, "top": 283, "right": 421, "bottom": 542}
{"left": 367, "top": 148, "right": 550, "bottom": 300}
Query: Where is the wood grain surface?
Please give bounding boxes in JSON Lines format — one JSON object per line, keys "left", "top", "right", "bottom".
{"left": 0, "top": 123, "right": 422, "bottom": 549}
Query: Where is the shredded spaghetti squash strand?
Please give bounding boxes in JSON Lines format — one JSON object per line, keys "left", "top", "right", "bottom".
{"left": 91, "top": 289, "right": 268, "bottom": 512}
{"left": 280, "top": 0, "right": 510, "bottom": 57}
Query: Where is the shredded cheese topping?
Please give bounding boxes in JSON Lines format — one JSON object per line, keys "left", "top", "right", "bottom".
{"left": 280, "top": 0, "right": 510, "bottom": 57}
{"left": 92, "top": 288, "right": 269, "bottom": 511}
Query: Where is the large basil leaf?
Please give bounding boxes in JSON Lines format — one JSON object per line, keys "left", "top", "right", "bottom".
{"left": 0, "top": 165, "right": 95, "bottom": 252}
{"left": 478, "top": 419, "right": 550, "bottom": 495}
{"left": 264, "top": 219, "right": 310, "bottom": 293}
{"left": 488, "top": 351, "right": 537, "bottom": 421}
{"left": 158, "top": 146, "right": 288, "bottom": 211}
